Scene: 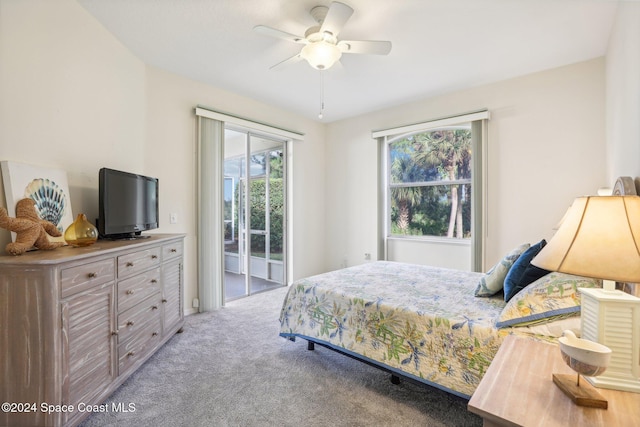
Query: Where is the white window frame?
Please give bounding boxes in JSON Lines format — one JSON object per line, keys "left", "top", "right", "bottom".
{"left": 373, "top": 110, "right": 489, "bottom": 271}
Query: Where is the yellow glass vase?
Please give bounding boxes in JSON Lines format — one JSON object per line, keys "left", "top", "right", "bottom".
{"left": 64, "top": 213, "right": 98, "bottom": 247}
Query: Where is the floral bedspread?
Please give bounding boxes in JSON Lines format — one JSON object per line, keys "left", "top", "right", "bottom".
{"left": 279, "top": 261, "right": 515, "bottom": 397}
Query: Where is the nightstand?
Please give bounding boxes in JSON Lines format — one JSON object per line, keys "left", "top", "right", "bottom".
{"left": 468, "top": 335, "right": 640, "bottom": 426}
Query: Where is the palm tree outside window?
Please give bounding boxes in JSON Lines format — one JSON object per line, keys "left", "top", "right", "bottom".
{"left": 388, "top": 126, "right": 472, "bottom": 239}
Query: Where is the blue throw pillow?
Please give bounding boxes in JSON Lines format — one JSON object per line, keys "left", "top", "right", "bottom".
{"left": 503, "top": 239, "right": 547, "bottom": 302}
{"left": 519, "top": 264, "right": 551, "bottom": 288}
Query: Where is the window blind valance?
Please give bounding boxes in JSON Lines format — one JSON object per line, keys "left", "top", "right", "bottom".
{"left": 372, "top": 110, "right": 489, "bottom": 139}
{"left": 195, "top": 106, "right": 304, "bottom": 141}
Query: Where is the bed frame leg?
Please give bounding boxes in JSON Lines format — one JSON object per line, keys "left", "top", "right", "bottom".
{"left": 391, "top": 374, "right": 401, "bottom": 385}
{"left": 307, "top": 341, "right": 315, "bottom": 351}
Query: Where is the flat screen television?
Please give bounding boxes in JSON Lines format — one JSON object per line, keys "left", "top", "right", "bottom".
{"left": 98, "top": 168, "right": 159, "bottom": 239}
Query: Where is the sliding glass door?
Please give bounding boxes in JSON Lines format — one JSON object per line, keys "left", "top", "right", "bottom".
{"left": 223, "top": 128, "right": 286, "bottom": 301}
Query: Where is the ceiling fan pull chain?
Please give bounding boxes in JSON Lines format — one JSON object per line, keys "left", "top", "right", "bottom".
{"left": 319, "top": 71, "right": 325, "bottom": 120}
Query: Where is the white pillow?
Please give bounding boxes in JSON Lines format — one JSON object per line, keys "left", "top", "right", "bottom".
{"left": 474, "top": 243, "right": 530, "bottom": 297}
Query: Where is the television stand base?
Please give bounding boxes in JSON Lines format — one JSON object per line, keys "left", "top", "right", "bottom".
{"left": 99, "top": 234, "right": 151, "bottom": 241}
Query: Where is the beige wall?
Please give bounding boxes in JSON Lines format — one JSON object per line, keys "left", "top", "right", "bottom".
{"left": 606, "top": 2, "right": 640, "bottom": 184}
{"left": 325, "top": 58, "right": 607, "bottom": 271}
{"left": 0, "top": 0, "right": 146, "bottom": 229}
{"left": 0, "top": 0, "right": 326, "bottom": 315}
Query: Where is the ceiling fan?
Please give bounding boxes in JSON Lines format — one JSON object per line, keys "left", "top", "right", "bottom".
{"left": 254, "top": 1, "right": 392, "bottom": 71}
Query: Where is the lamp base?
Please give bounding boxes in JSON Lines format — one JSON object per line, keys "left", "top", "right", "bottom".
{"left": 553, "top": 374, "right": 608, "bottom": 409}
{"left": 586, "top": 374, "right": 640, "bottom": 393}
{"left": 579, "top": 287, "right": 640, "bottom": 394}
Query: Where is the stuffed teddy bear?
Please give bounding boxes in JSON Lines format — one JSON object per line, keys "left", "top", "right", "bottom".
{"left": 0, "top": 198, "right": 65, "bottom": 255}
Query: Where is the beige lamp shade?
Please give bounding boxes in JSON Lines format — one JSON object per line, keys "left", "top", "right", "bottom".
{"left": 531, "top": 196, "right": 640, "bottom": 283}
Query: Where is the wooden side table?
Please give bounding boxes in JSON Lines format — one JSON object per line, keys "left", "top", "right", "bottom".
{"left": 468, "top": 335, "right": 640, "bottom": 426}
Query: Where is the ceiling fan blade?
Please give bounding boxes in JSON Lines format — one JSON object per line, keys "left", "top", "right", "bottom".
{"left": 253, "top": 25, "right": 306, "bottom": 44}
{"left": 338, "top": 40, "right": 392, "bottom": 55}
{"left": 269, "top": 53, "right": 303, "bottom": 70}
{"left": 320, "top": 2, "right": 354, "bottom": 37}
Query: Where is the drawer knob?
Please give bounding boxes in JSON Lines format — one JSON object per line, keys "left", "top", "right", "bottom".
{"left": 152, "top": 332, "right": 158, "bottom": 337}
{"left": 170, "top": 249, "right": 177, "bottom": 253}
{"left": 162, "top": 299, "right": 168, "bottom": 303}
{"left": 126, "top": 262, "right": 134, "bottom": 267}
{"left": 126, "top": 321, "right": 134, "bottom": 326}
{"left": 127, "top": 351, "right": 135, "bottom": 357}
{"left": 87, "top": 272, "right": 97, "bottom": 278}
{"left": 151, "top": 279, "right": 158, "bottom": 283}
{"left": 152, "top": 305, "right": 158, "bottom": 310}
{"left": 151, "top": 255, "right": 158, "bottom": 259}
{"left": 126, "top": 290, "right": 135, "bottom": 295}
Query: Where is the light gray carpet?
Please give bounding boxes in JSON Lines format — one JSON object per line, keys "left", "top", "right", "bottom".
{"left": 80, "top": 286, "right": 482, "bottom": 427}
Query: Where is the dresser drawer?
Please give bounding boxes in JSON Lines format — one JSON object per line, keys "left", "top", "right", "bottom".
{"left": 117, "top": 247, "right": 161, "bottom": 278}
{"left": 117, "top": 268, "right": 161, "bottom": 313}
{"left": 162, "top": 241, "right": 183, "bottom": 261}
{"left": 61, "top": 259, "right": 115, "bottom": 298}
{"left": 118, "top": 316, "right": 161, "bottom": 375}
{"left": 117, "top": 292, "right": 162, "bottom": 344}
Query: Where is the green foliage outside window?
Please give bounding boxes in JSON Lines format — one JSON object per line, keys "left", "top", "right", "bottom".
{"left": 389, "top": 128, "right": 472, "bottom": 239}
{"left": 224, "top": 151, "right": 285, "bottom": 260}
{"left": 248, "top": 178, "right": 284, "bottom": 259}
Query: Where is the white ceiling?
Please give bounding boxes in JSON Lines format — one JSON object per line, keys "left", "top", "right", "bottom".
{"left": 77, "top": 0, "right": 619, "bottom": 123}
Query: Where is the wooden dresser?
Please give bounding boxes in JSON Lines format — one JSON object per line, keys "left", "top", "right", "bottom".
{"left": 0, "top": 234, "right": 185, "bottom": 427}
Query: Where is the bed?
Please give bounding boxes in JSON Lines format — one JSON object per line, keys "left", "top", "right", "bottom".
{"left": 279, "top": 258, "right": 601, "bottom": 398}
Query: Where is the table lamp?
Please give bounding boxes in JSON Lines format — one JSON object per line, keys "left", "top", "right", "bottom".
{"left": 532, "top": 195, "right": 640, "bottom": 393}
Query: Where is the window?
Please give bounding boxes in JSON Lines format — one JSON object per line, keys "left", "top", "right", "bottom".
{"left": 388, "top": 125, "right": 472, "bottom": 239}
{"left": 374, "top": 110, "right": 488, "bottom": 271}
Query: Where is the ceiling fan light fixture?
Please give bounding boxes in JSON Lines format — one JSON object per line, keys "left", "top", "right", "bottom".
{"left": 301, "top": 40, "right": 342, "bottom": 70}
